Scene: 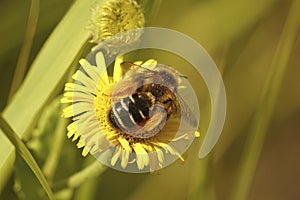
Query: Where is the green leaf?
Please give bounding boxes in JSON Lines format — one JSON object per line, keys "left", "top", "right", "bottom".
{"left": 0, "top": 115, "right": 55, "bottom": 200}
{"left": 232, "top": 1, "right": 300, "bottom": 199}
{"left": 0, "top": 0, "right": 100, "bottom": 192}
{"left": 14, "top": 154, "right": 47, "bottom": 200}
{"left": 27, "top": 97, "right": 61, "bottom": 160}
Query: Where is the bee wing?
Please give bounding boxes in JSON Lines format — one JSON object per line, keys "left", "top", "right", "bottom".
{"left": 112, "top": 64, "right": 159, "bottom": 103}
{"left": 112, "top": 62, "right": 161, "bottom": 102}
{"left": 176, "top": 95, "right": 198, "bottom": 128}
{"left": 123, "top": 64, "right": 157, "bottom": 78}
{"left": 111, "top": 79, "right": 139, "bottom": 103}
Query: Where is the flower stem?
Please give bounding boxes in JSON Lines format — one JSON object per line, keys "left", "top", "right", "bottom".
{"left": 42, "top": 107, "right": 68, "bottom": 182}
{"left": 0, "top": 114, "right": 55, "bottom": 200}
{"left": 8, "top": 0, "right": 40, "bottom": 101}
{"left": 73, "top": 158, "right": 101, "bottom": 200}
{"left": 232, "top": 1, "right": 300, "bottom": 199}
{"left": 53, "top": 160, "right": 106, "bottom": 191}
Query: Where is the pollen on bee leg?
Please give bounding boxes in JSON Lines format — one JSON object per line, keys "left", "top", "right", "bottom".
{"left": 195, "top": 131, "right": 201, "bottom": 137}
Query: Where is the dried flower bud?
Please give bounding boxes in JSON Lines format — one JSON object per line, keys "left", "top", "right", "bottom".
{"left": 88, "top": 0, "right": 145, "bottom": 44}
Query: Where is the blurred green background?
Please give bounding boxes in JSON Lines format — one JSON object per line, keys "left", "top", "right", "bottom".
{"left": 0, "top": 0, "right": 300, "bottom": 199}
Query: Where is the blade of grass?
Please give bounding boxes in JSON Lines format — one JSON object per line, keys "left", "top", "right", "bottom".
{"left": 8, "top": 0, "right": 40, "bottom": 101}
{"left": 0, "top": 0, "right": 100, "bottom": 192}
{"left": 231, "top": 1, "right": 300, "bottom": 199}
{"left": 190, "top": 43, "right": 229, "bottom": 199}
{"left": 141, "top": 0, "right": 161, "bottom": 26}
{"left": 0, "top": 115, "right": 55, "bottom": 200}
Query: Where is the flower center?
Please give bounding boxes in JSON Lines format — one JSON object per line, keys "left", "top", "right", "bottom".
{"left": 93, "top": 80, "right": 179, "bottom": 144}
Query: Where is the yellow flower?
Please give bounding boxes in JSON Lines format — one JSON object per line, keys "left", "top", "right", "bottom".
{"left": 61, "top": 51, "right": 199, "bottom": 172}
{"left": 88, "top": 0, "right": 145, "bottom": 44}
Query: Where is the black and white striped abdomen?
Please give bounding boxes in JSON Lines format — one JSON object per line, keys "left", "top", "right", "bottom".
{"left": 108, "top": 92, "right": 154, "bottom": 132}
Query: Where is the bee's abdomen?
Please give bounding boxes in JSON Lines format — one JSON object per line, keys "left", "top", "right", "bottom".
{"left": 109, "top": 93, "right": 153, "bottom": 131}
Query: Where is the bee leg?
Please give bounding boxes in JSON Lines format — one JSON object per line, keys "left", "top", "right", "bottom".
{"left": 145, "top": 105, "right": 168, "bottom": 136}
{"left": 134, "top": 105, "right": 168, "bottom": 138}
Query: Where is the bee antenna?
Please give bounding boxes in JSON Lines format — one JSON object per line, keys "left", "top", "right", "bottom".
{"left": 179, "top": 75, "right": 188, "bottom": 79}
{"left": 140, "top": 65, "right": 155, "bottom": 72}
{"left": 121, "top": 61, "right": 155, "bottom": 72}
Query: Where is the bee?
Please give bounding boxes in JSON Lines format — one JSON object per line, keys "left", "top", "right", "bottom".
{"left": 107, "top": 62, "right": 198, "bottom": 139}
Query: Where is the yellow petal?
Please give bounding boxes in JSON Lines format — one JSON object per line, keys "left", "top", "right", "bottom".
{"left": 64, "top": 82, "right": 96, "bottom": 95}
{"left": 132, "top": 143, "right": 149, "bottom": 170}
{"left": 67, "top": 122, "right": 76, "bottom": 131}
{"left": 82, "top": 146, "right": 90, "bottom": 157}
{"left": 67, "top": 129, "right": 76, "bottom": 138}
{"left": 79, "top": 59, "right": 100, "bottom": 81}
{"left": 72, "top": 132, "right": 80, "bottom": 142}
{"left": 121, "top": 150, "right": 130, "bottom": 169}
{"left": 118, "top": 137, "right": 131, "bottom": 152}
{"left": 77, "top": 139, "right": 85, "bottom": 148}
{"left": 133, "top": 61, "right": 143, "bottom": 65}
{"left": 141, "top": 59, "right": 157, "bottom": 69}
{"left": 62, "top": 103, "right": 92, "bottom": 118}
{"left": 75, "top": 70, "right": 96, "bottom": 89}
{"left": 113, "top": 55, "right": 124, "bottom": 82}
{"left": 63, "top": 91, "right": 93, "bottom": 101}
{"left": 111, "top": 147, "right": 122, "bottom": 166}
{"left": 97, "top": 134, "right": 112, "bottom": 152}
{"left": 148, "top": 146, "right": 159, "bottom": 171}
{"left": 153, "top": 146, "right": 164, "bottom": 164}
{"left": 95, "top": 52, "right": 109, "bottom": 85}
{"left": 157, "top": 142, "right": 184, "bottom": 162}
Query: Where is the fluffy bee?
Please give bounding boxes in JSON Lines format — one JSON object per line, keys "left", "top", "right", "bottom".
{"left": 108, "top": 62, "right": 198, "bottom": 138}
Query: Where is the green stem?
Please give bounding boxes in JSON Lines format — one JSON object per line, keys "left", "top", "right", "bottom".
{"left": 73, "top": 157, "right": 101, "bottom": 200}
{"left": 42, "top": 109, "right": 68, "bottom": 182}
{"left": 0, "top": 115, "right": 55, "bottom": 200}
{"left": 232, "top": 1, "right": 300, "bottom": 199}
{"left": 8, "top": 0, "right": 40, "bottom": 100}
{"left": 53, "top": 161, "right": 105, "bottom": 191}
